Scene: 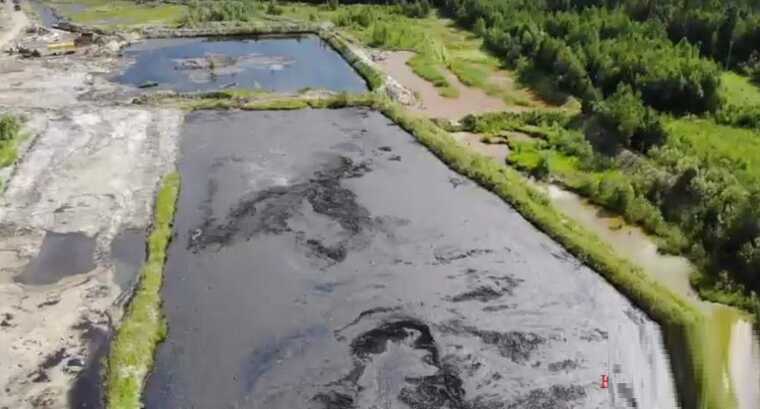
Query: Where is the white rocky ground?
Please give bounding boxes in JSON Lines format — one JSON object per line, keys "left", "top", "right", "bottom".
{"left": 0, "top": 13, "right": 182, "bottom": 409}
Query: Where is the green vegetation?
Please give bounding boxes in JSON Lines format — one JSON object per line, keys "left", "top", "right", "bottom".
{"left": 463, "top": 104, "right": 760, "bottom": 315}
{"left": 319, "top": 31, "right": 385, "bottom": 91}
{"left": 46, "top": 0, "right": 187, "bottom": 27}
{"left": 430, "top": 0, "right": 724, "bottom": 115}
{"left": 105, "top": 173, "right": 180, "bottom": 409}
{"left": 274, "top": 3, "right": 551, "bottom": 107}
{"left": 0, "top": 115, "right": 22, "bottom": 168}
{"left": 361, "top": 10, "right": 459, "bottom": 98}
{"left": 713, "top": 73, "right": 760, "bottom": 130}
{"left": 182, "top": 0, "right": 259, "bottom": 24}
{"left": 721, "top": 72, "right": 760, "bottom": 107}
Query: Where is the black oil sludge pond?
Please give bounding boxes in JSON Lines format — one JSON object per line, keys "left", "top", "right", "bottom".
{"left": 115, "top": 35, "right": 368, "bottom": 93}
{"left": 143, "top": 109, "right": 679, "bottom": 409}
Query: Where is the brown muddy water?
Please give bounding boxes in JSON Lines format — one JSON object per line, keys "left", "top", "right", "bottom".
{"left": 144, "top": 108, "right": 679, "bottom": 409}
{"left": 541, "top": 183, "right": 760, "bottom": 409}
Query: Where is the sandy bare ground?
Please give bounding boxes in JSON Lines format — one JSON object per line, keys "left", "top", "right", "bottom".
{"left": 0, "top": 106, "right": 180, "bottom": 409}
{"left": 376, "top": 50, "right": 519, "bottom": 120}
{"left": 0, "top": 0, "right": 28, "bottom": 50}
{"left": 0, "top": 20, "right": 183, "bottom": 408}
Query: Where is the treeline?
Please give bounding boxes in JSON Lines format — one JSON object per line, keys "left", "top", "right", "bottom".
{"left": 519, "top": 1, "right": 760, "bottom": 70}
{"left": 182, "top": 0, "right": 259, "bottom": 23}
{"left": 431, "top": 0, "right": 724, "bottom": 116}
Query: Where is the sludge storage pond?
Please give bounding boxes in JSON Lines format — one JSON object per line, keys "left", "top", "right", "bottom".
{"left": 104, "top": 35, "right": 682, "bottom": 409}
{"left": 143, "top": 108, "right": 680, "bottom": 409}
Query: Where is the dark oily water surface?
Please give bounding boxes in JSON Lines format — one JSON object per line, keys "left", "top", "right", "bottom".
{"left": 28, "top": 0, "right": 63, "bottom": 28}
{"left": 116, "top": 35, "right": 368, "bottom": 93}
{"left": 68, "top": 322, "right": 111, "bottom": 409}
{"left": 145, "top": 109, "right": 678, "bottom": 409}
{"left": 15, "top": 231, "right": 96, "bottom": 285}
{"left": 69, "top": 227, "right": 144, "bottom": 409}
{"left": 110, "top": 227, "right": 146, "bottom": 293}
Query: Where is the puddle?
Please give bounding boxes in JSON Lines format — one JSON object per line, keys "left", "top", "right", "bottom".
{"left": 144, "top": 109, "right": 678, "bottom": 409}
{"left": 110, "top": 228, "right": 145, "bottom": 292}
{"left": 68, "top": 321, "right": 111, "bottom": 409}
{"left": 115, "top": 35, "right": 368, "bottom": 93}
{"left": 15, "top": 231, "right": 96, "bottom": 285}
{"left": 28, "top": 0, "right": 62, "bottom": 28}
{"left": 543, "top": 184, "right": 697, "bottom": 300}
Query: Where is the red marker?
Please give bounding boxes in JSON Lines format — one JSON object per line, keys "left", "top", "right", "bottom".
{"left": 601, "top": 374, "right": 609, "bottom": 389}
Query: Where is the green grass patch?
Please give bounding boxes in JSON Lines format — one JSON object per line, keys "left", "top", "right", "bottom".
{"left": 406, "top": 54, "right": 458, "bottom": 98}
{"left": 46, "top": 0, "right": 187, "bottom": 27}
{"left": 721, "top": 72, "right": 760, "bottom": 108}
{"left": 448, "top": 58, "right": 488, "bottom": 89}
{"left": 0, "top": 114, "right": 23, "bottom": 169}
{"left": 105, "top": 172, "right": 180, "bottom": 409}
{"left": 148, "top": 91, "right": 376, "bottom": 112}
{"left": 665, "top": 117, "right": 760, "bottom": 187}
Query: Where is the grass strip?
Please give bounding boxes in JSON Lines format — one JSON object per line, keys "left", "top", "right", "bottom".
{"left": 407, "top": 54, "right": 459, "bottom": 98}
{"left": 0, "top": 114, "right": 24, "bottom": 168}
{"left": 319, "top": 31, "right": 384, "bottom": 91}
{"left": 48, "top": 0, "right": 187, "bottom": 27}
{"left": 105, "top": 172, "right": 180, "bottom": 409}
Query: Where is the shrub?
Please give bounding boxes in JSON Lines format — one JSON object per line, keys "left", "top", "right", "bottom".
{"left": 183, "top": 0, "right": 257, "bottom": 24}
{"left": 0, "top": 115, "right": 20, "bottom": 141}
{"left": 400, "top": 0, "right": 431, "bottom": 18}
{"left": 592, "top": 84, "right": 665, "bottom": 152}
{"left": 266, "top": 1, "right": 283, "bottom": 15}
